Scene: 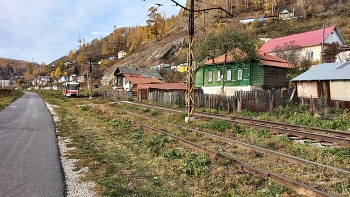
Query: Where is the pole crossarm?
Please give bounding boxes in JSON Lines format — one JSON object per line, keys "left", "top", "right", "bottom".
{"left": 169, "top": 0, "right": 233, "bottom": 17}
{"left": 195, "top": 8, "right": 233, "bottom": 17}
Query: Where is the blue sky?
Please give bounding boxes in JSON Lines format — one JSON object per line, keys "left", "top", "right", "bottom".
{"left": 0, "top": 0, "right": 186, "bottom": 64}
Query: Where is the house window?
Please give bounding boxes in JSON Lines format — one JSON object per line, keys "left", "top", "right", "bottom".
{"left": 217, "top": 70, "right": 221, "bottom": 81}
{"left": 238, "top": 70, "right": 243, "bottom": 80}
{"left": 208, "top": 71, "right": 213, "bottom": 82}
{"left": 227, "top": 70, "right": 231, "bottom": 80}
{"left": 307, "top": 51, "right": 314, "bottom": 60}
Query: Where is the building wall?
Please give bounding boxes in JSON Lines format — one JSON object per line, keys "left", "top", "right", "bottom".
{"left": 296, "top": 81, "right": 318, "bottom": 98}
{"left": 201, "top": 86, "right": 253, "bottom": 95}
{"left": 0, "top": 80, "right": 10, "bottom": 87}
{"left": 330, "top": 81, "right": 350, "bottom": 101}
{"left": 263, "top": 66, "right": 290, "bottom": 89}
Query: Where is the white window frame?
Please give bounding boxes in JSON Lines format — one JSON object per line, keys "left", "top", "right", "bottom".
{"left": 208, "top": 71, "right": 213, "bottom": 82}
{"left": 307, "top": 51, "right": 314, "bottom": 60}
{"left": 217, "top": 70, "right": 221, "bottom": 81}
{"left": 226, "top": 70, "right": 231, "bottom": 80}
{"left": 238, "top": 69, "right": 243, "bottom": 80}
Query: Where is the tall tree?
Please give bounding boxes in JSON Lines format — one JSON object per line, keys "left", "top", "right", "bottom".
{"left": 25, "top": 63, "right": 34, "bottom": 78}
{"left": 273, "top": 41, "right": 303, "bottom": 68}
{"left": 146, "top": 6, "right": 163, "bottom": 41}
{"left": 54, "top": 67, "right": 62, "bottom": 79}
{"left": 323, "top": 42, "right": 341, "bottom": 63}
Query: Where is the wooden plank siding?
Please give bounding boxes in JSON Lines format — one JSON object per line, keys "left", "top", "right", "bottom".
{"left": 195, "top": 61, "right": 290, "bottom": 93}
{"left": 263, "top": 66, "right": 290, "bottom": 89}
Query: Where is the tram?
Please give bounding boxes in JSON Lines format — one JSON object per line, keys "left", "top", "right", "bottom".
{"left": 62, "top": 81, "right": 80, "bottom": 97}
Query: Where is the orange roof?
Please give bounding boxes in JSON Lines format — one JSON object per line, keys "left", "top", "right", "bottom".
{"left": 204, "top": 49, "right": 246, "bottom": 65}
{"left": 138, "top": 83, "right": 186, "bottom": 90}
{"left": 204, "top": 51, "right": 293, "bottom": 68}
{"left": 256, "top": 51, "right": 293, "bottom": 68}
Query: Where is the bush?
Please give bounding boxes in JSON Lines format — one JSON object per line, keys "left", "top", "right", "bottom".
{"left": 204, "top": 119, "right": 232, "bottom": 133}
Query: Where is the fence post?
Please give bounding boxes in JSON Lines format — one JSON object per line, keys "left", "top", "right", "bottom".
{"left": 310, "top": 95, "right": 313, "bottom": 114}
{"left": 270, "top": 93, "right": 274, "bottom": 112}
{"left": 237, "top": 90, "right": 242, "bottom": 112}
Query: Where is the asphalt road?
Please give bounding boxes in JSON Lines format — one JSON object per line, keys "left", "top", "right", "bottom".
{"left": 0, "top": 92, "right": 65, "bottom": 197}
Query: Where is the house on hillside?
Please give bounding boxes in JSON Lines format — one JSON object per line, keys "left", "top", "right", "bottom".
{"left": 171, "top": 62, "right": 187, "bottom": 73}
{"left": 239, "top": 16, "right": 275, "bottom": 24}
{"left": 194, "top": 51, "right": 293, "bottom": 95}
{"left": 0, "top": 80, "right": 11, "bottom": 87}
{"left": 291, "top": 62, "right": 350, "bottom": 109}
{"left": 149, "top": 59, "right": 171, "bottom": 72}
{"left": 118, "top": 51, "right": 126, "bottom": 59}
{"left": 279, "top": 9, "right": 294, "bottom": 19}
{"left": 114, "top": 67, "right": 163, "bottom": 92}
{"left": 260, "top": 26, "right": 347, "bottom": 62}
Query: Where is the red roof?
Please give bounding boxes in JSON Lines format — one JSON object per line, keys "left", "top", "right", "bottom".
{"left": 124, "top": 75, "right": 164, "bottom": 84}
{"left": 260, "top": 26, "right": 336, "bottom": 53}
{"left": 137, "top": 83, "right": 186, "bottom": 90}
{"left": 204, "top": 51, "right": 293, "bottom": 68}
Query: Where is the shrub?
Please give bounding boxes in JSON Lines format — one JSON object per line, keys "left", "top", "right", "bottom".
{"left": 205, "top": 119, "right": 232, "bottom": 133}
{"left": 179, "top": 153, "right": 211, "bottom": 176}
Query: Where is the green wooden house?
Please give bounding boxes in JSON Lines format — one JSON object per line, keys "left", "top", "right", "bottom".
{"left": 194, "top": 51, "right": 293, "bottom": 95}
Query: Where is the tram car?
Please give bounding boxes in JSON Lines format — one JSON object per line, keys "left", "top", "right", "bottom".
{"left": 62, "top": 81, "right": 80, "bottom": 97}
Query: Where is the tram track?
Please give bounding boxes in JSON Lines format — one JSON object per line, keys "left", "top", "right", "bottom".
{"left": 119, "top": 101, "right": 350, "bottom": 146}
{"left": 99, "top": 104, "right": 343, "bottom": 197}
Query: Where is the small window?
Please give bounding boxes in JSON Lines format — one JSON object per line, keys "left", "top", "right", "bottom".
{"left": 217, "top": 70, "right": 221, "bottom": 81}
{"left": 238, "top": 70, "right": 243, "bottom": 80}
{"left": 208, "top": 71, "right": 213, "bottom": 82}
{"left": 227, "top": 70, "right": 231, "bottom": 80}
{"left": 307, "top": 51, "right": 314, "bottom": 60}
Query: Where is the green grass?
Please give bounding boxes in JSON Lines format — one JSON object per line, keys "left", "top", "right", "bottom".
{"left": 36, "top": 90, "right": 303, "bottom": 196}
{"left": 0, "top": 89, "right": 24, "bottom": 110}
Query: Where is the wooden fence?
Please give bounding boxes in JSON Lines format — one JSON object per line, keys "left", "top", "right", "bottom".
{"left": 148, "top": 89, "right": 295, "bottom": 113}
{"left": 93, "top": 89, "right": 132, "bottom": 100}
{"left": 94, "top": 89, "right": 350, "bottom": 113}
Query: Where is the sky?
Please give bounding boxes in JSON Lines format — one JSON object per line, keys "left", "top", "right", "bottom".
{"left": 0, "top": 0, "right": 186, "bottom": 64}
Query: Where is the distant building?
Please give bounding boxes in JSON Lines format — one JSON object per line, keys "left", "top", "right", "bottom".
{"left": 171, "top": 62, "right": 187, "bottom": 73}
{"left": 0, "top": 80, "right": 11, "bottom": 87}
{"left": 118, "top": 51, "right": 127, "bottom": 59}
{"left": 114, "top": 67, "right": 163, "bottom": 92}
{"left": 278, "top": 9, "right": 294, "bottom": 19}
{"left": 150, "top": 59, "right": 171, "bottom": 72}
{"left": 260, "top": 26, "right": 347, "bottom": 62}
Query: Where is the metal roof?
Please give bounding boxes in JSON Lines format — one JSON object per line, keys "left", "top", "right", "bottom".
{"left": 260, "top": 26, "right": 347, "bottom": 53}
{"left": 203, "top": 51, "right": 293, "bottom": 68}
{"left": 291, "top": 62, "right": 350, "bottom": 81}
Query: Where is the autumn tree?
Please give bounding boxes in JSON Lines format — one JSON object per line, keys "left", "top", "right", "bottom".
{"left": 273, "top": 41, "right": 303, "bottom": 68}
{"left": 68, "top": 50, "right": 74, "bottom": 59}
{"left": 126, "top": 26, "right": 147, "bottom": 52}
{"left": 196, "top": 27, "right": 257, "bottom": 94}
{"left": 35, "top": 62, "right": 47, "bottom": 76}
{"left": 50, "top": 71, "right": 55, "bottom": 79}
{"left": 323, "top": 42, "right": 341, "bottom": 63}
{"left": 54, "top": 67, "right": 62, "bottom": 79}
{"left": 25, "top": 63, "right": 34, "bottom": 78}
{"left": 146, "top": 6, "right": 164, "bottom": 41}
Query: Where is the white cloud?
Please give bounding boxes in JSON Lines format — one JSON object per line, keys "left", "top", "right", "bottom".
{"left": 0, "top": 0, "right": 186, "bottom": 64}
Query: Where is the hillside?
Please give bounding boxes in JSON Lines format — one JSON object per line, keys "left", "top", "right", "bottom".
{"left": 3, "top": 0, "right": 350, "bottom": 84}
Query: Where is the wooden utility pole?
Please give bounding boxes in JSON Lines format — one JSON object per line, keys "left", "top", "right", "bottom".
{"left": 169, "top": 0, "right": 232, "bottom": 122}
